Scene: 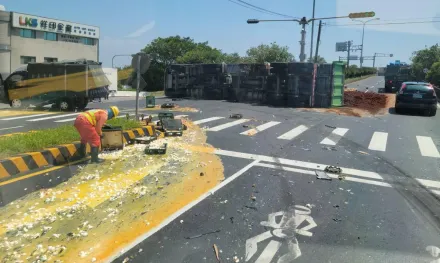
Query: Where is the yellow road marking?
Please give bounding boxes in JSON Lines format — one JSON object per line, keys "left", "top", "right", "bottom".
{"left": 0, "top": 110, "right": 54, "bottom": 117}
{"left": 0, "top": 158, "right": 88, "bottom": 187}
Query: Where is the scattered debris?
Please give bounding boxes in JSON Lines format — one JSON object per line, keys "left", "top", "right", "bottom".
{"left": 242, "top": 125, "right": 249, "bottom": 128}
{"left": 324, "top": 165, "right": 342, "bottom": 174}
{"left": 252, "top": 184, "right": 256, "bottom": 188}
{"left": 122, "top": 257, "right": 130, "bottom": 263}
{"left": 333, "top": 204, "right": 340, "bottom": 208}
{"left": 172, "top": 98, "right": 183, "bottom": 101}
{"left": 250, "top": 195, "right": 256, "bottom": 201}
{"left": 230, "top": 217, "right": 234, "bottom": 224}
{"left": 338, "top": 174, "right": 346, "bottom": 180}
{"left": 219, "top": 200, "right": 228, "bottom": 204}
{"left": 244, "top": 205, "right": 258, "bottom": 211}
{"left": 316, "top": 171, "right": 332, "bottom": 181}
{"left": 185, "top": 230, "right": 221, "bottom": 239}
{"left": 200, "top": 172, "right": 204, "bottom": 176}
{"left": 213, "top": 244, "right": 220, "bottom": 262}
{"left": 325, "top": 125, "right": 336, "bottom": 129}
{"left": 301, "top": 147, "right": 311, "bottom": 151}
{"left": 229, "top": 114, "right": 243, "bottom": 119}
{"left": 306, "top": 204, "right": 312, "bottom": 209}
{"left": 233, "top": 255, "right": 240, "bottom": 262}
{"left": 180, "top": 220, "right": 184, "bottom": 224}
{"left": 333, "top": 218, "right": 342, "bottom": 222}
{"left": 322, "top": 146, "right": 337, "bottom": 151}
{"left": 357, "top": 151, "right": 370, "bottom": 155}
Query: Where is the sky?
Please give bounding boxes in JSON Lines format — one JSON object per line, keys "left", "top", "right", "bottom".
{"left": 2, "top": 0, "right": 440, "bottom": 68}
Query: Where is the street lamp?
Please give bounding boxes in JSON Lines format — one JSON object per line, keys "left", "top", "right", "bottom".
{"left": 352, "top": 18, "right": 380, "bottom": 68}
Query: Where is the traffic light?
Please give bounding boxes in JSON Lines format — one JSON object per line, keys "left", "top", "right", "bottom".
{"left": 348, "top": 11, "right": 376, "bottom": 19}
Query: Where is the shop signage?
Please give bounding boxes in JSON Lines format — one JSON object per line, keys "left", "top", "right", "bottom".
{"left": 12, "top": 12, "right": 100, "bottom": 39}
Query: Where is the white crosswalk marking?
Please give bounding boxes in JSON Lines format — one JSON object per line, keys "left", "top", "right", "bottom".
{"left": 320, "top": 128, "right": 349, "bottom": 145}
{"left": 0, "top": 113, "right": 54, "bottom": 121}
{"left": 27, "top": 113, "right": 79, "bottom": 122}
{"left": 241, "top": 121, "right": 281, "bottom": 136}
{"left": 416, "top": 136, "right": 440, "bottom": 158}
{"left": 368, "top": 132, "right": 388, "bottom": 151}
{"left": 193, "top": 116, "right": 224, "bottom": 125}
{"left": 277, "top": 125, "right": 308, "bottom": 140}
{"left": 207, "top": 119, "right": 250, "bottom": 132}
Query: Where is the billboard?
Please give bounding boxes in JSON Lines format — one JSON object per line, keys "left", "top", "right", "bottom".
{"left": 336, "top": 42, "right": 348, "bottom": 52}
{"left": 12, "top": 12, "right": 100, "bottom": 39}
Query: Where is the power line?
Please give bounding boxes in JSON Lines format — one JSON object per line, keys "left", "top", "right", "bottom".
{"left": 227, "top": 0, "right": 297, "bottom": 19}
{"left": 324, "top": 20, "right": 440, "bottom": 27}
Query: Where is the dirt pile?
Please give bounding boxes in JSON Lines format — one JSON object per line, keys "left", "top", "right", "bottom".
{"left": 344, "top": 91, "right": 390, "bottom": 114}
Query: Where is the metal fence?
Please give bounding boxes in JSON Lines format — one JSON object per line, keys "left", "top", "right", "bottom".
{"left": 165, "top": 62, "right": 341, "bottom": 108}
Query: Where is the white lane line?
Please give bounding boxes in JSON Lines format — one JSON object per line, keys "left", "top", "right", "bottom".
{"left": 0, "top": 113, "right": 54, "bottom": 121}
{"left": 368, "top": 132, "right": 388, "bottom": 151}
{"left": 174, "top": 115, "right": 188, "bottom": 119}
{"left": 432, "top": 189, "right": 440, "bottom": 196}
{"left": 215, "top": 148, "right": 383, "bottom": 180}
{"left": 0, "top": 126, "right": 24, "bottom": 131}
{"left": 320, "top": 128, "right": 349, "bottom": 145}
{"left": 193, "top": 116, "right": 224, "bottom": 125}
{"left": 55, "top": 117, "right": 77, "bottom": 123}
{"left": 416, "top": 178, "right": 440, "bottom": 189}
{"left": 27, "top": 113, "right": 79, "bottom": 122}
{"left": 257, "top": 163, "right": 392, "bottom": 188}
{"left": 241, "top": 121, "right": 281, "bottom": 135}
{"left": 277, "top": 125, "right": 308, "bottom": 140}
{"left": 207, "top": 119, "right": 250, "bottom": 132}
{"left": 416, "top": 136, "right": 440, "bottom": 158}
{"left": 105, "top": 159, "right": 259, "bottom": 262}
{"left": 255, "top": 240, "right": 282, "bottom": 263}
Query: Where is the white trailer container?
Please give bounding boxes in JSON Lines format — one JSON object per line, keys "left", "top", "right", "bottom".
{"left": 102, "top": 68, "right": 118, "bottom": 95}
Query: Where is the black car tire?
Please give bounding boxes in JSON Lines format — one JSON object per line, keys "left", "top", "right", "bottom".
{"left": 430, "top": 108, "right": 437, "bottom": 117}
{"left": 395, "top": 107, "right": 402, "bottom": 114}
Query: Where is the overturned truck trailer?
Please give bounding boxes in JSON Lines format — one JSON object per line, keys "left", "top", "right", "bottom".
{"left": 165, "top": 62, "right": 344, "bottom": 108}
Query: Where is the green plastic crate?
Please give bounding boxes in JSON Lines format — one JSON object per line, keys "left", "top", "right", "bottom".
{"left": 332, "top": 62, "right": 345, "bottom": 107}
{"left": 146, "top": 96, "right": 155, "bottom": 108}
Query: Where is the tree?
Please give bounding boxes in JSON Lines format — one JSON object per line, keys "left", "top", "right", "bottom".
{"left": 308, "top": 56, "right": 326, "bottom": 64}
{"left": 426, "top": 61, "right": 440, "bottom": 86}
{"left": 176, "top": 45, "right": 224, "bottom": 64}
{"left": 246, "top": 42, "right": 294, "bottom": 63}
{"left": 221, "top": 52, "right": 243, "bottom": 63}
{"left": 411, "top": 44, "right": 440, "bottom": 80}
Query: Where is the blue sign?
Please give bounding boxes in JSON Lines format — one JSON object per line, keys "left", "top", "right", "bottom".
{"left": 395, "top": 60, "right": 401, "bottom": 65}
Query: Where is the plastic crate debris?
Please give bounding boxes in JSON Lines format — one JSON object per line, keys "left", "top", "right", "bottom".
{"left": 145, "top": 143, "right": 167, "bottom": 155}
{"left": 324, "top": 165, "right": 342, "bottom": 174}
{"left": 229, "top": 113, "right": 243, "bottom": 119}
{"left": 134, "top": 136, "right": 157, "bottom": 144}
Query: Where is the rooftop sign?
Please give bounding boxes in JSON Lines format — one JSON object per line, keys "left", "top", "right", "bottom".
{"left": 12, "top": 12, "right": 100, "bottom": 39}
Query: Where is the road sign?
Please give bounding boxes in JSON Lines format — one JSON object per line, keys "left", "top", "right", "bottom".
{"left": 132, "top": 75, "right": 147, "bottom": 91}
{"left": 348, "top": 11, "right": 375, "bottom": 19}
{"left": 348, "top": 55, "right": 359, "bottom": 60}
{"left": 424, "top": 68, "right": 429, "bottom": 74}
{"left": 131, "top": 52, "right": 151, "bottom": 74}
{"left": 336, "top": 42, "right": 348, "bottom": 52}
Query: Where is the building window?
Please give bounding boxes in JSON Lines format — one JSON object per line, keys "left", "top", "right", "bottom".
{"left": 44, "top": 32, "right": 57, "bottom": 41}
{"left": 19, "top": 29, "right": 36, "bottom": 39}
{"left": 20, "top": 56, "right": 36, "bottom": 64}
{"left": 81, "top": 37, "right": 94, "bottom": 45}
{"left": 44, "top": 57, "right": 58, "bottom": 63}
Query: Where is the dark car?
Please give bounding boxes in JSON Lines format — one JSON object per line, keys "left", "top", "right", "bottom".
{"left": 395, "top": 82, "right": 437, "bottom": 116}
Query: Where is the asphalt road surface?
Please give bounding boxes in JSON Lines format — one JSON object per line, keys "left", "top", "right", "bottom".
{"left": 2, "top": 79, "right": 440, "bottom": 262}
{"left": 346, "top": 75, "right": 385, "bottom": 93}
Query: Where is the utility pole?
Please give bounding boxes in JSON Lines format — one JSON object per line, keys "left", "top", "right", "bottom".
{"left": 299, "top": 17, "right": 307, "bottom": 62}
{"left": 309, "top": 0, "right": 316, "bottom": 61}
{"left": 347, "top": 41, "right": 351, "bottom": 67}
{"left": 135, "top": 55, "right": 141, "bottom": 121}
{"left": 314, "top": 20, "right": 322, "bottom": 63}
{"left": 351, "top": 18, "right": 380, "bottom": 68}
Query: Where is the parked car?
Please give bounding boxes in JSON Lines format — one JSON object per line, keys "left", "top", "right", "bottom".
{"left": 395, "top": 82, "right": 437, "bottom": 116}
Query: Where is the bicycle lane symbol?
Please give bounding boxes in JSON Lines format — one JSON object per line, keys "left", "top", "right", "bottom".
{"left": 245, "top": 205, "right": 317, "bottom": 263}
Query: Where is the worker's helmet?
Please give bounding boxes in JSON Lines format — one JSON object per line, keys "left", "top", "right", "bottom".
{"left": 107, "top": 106, "right": 119, "bottom": 119}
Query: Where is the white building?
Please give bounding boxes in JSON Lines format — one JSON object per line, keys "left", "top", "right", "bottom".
{"left": 0, "top": 7, "right": 99, "bottom": 79}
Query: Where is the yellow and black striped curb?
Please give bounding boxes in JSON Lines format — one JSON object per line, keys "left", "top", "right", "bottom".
{"left": 0, "top": 126, "right": 155, "bottom": 181}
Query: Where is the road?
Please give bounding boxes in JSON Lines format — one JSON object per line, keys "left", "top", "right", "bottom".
{"left": 1, "top": 76, "right": 440, "bottom": 262}
{"left": 346, "top": 75, "right": 385, "bottom": 93}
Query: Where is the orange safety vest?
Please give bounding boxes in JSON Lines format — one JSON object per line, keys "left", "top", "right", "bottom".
{"left": 81, "top": 109, "right": 106, "bottom": 126}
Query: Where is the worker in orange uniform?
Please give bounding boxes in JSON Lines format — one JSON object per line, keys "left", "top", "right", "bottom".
{"left": 74, "top": 106, "right": 119, "bottom": 163}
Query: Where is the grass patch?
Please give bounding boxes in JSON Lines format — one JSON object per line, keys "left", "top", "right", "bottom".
{"left": 0, "top": 119, "right": 142, "bottom": 159}
{"left": 345, "top": 74, "right": 376, "bottom": 84}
